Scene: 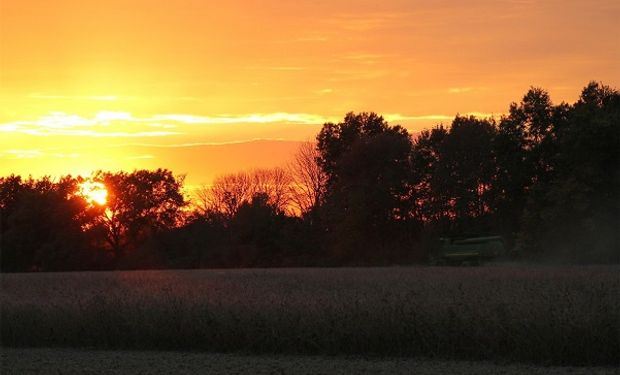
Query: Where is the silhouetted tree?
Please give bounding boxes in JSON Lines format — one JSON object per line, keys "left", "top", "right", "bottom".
{"left": 317, "top": 112, "right": 414, "bottom": 262}
{"left": 492, "top": 108, "right": 530, "bottom": 240}
{"left": 92, "top": 169, "right": 186, "bottom": 257}
{"left": 410, "top": 126, "right": 449, "bottom": 225}
{"left": 198, "top": 168, "right": 293, "bottom": 220}
{"left": 1, "top": 82, "right": 618, "bottom": 271}
{"left": 288, "top": 141, "right": 327, "bottom": 216}
{"left": 518, "top": 82, "right": 620, "bottom": 261}
{"left": 434, "top": 116, "right": 497, "bottom": 232}
{"left": 0, "top": 176, "right": 98, "bottom": 271}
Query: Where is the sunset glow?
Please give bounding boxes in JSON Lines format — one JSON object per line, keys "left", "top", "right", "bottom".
{"left": 1, "top": 0, "right": 618, "bottom": 186}
{"left": 79, "top": 181, "right": 108, "bottom": 206}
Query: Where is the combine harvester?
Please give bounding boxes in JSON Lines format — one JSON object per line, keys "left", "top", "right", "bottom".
{"left": 431, "top": 235, "right": 509, "bottom": 266}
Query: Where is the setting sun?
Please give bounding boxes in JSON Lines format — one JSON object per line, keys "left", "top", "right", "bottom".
{"left": 79, "top": 181, "right": 108, "bottom": 205}
{"left": 1, "top": 1, "right": 618, "bottom": 187}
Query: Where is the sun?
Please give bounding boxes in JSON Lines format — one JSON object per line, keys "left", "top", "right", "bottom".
{"left": 79, "top": 181, "right": 108, "bottom": 205}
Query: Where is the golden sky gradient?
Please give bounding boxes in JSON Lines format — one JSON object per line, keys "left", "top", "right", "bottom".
{"left": 1, "top": 0, "right": 618, "bottom": 187}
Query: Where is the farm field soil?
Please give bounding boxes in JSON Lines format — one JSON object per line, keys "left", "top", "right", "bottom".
{"left": 2, "top": 348, "right": 617, "bottom": 375}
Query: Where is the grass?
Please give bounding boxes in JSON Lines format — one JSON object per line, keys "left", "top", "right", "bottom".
{"left": 1, "top": 266, "right": 618, "bottom": 366}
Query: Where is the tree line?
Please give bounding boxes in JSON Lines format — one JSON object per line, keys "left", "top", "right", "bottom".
{"left": 1, "top": 82, "right": 618, "bottom": 271}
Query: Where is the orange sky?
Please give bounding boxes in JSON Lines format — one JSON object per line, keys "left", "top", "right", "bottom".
{"left": 1, "top": 0, "right": 618, "bottom": 187}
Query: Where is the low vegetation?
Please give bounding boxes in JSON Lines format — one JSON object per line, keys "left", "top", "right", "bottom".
{"left": 2, "top": 266, "right": 618, "bottom": 366}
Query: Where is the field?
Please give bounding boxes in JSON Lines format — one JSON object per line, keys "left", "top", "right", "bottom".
{"left": 2, "top": 348, "right": 617, "bottom": 375}
{"left": 1, "top": 266, "right": 619, "bottom": 369}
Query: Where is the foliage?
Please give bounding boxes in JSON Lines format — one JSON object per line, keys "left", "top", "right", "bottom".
{"left": 91, "top": 169, "right": 186, "bottom": 257}
{"left": 316, "top": 112, "right": 415, "bottom": 262}
{"left": 0, "top": 175, "right": 101, "bottom": 271}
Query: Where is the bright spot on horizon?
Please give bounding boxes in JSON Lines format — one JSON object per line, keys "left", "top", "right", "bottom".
{"left": 79, "top": 181, "right": 108, "bottom": 205}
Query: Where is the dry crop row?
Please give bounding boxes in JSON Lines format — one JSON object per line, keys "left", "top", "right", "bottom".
{"left": 1, "top": 266, "right": 618, "bottom": 365}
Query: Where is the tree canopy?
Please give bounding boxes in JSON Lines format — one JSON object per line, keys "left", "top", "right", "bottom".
{"left": 1, "top": 82, "right": 618, "bottom": 271}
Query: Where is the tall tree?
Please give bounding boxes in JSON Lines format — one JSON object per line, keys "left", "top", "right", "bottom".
{"left": 435, "top": 116, "right": 497, "bottom": 232}
{"left": 410, "top": 126, "right": 449, "bottom": 225}
{"left": 519, "top": 82, "right": 620, "bottom": 261}
{"left": 316, "top": 112, "right": 414, "bottom": 262}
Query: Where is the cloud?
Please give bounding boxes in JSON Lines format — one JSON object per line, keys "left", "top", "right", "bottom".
{"left": 325, "top": 12, "right": 410, "bottom": 32}
{"left": 29, "top": 94, "right": 119, "bottom": 101}
{"left": 294, "top": 36, "right": 328, "bottom": 42}
{"left": 3, "top": 149, "right": 44, "bottom": 159}
{"left": 448, "top": 87, "right": 474, "bottom": 94}
{"left": 0, "top": 112, "right": 178, "bottom": 137}
{"left": 340, "top": 53, "right": 390, "bottom": 65}
{"left": 125, "top": 154, "right": 155, "bottom": 160}
{"left": 115, "top": 138, "right": 293, "bottom": 148}
{"left": 0, "top": 111, "right": 337, "bottom": 139}
{"left": 267, "top": 66, "right": 306, "bottom": 71}
{"left": 384, "top": 112, "right": 501, "bottom": 122}
{"left": 150, "top": 113, "right": 336, "bottom": 125}
{"left": 315, "top": 88, "right": 334, "bottom": 94}
{"left": 1, "top": 149, "right": 82, "bottom": 159}
{"left": 245, "top": 65, "right": 306, "bottom": 72}
{"left": 0, "top": 110, "right": 503, "bottom": 140}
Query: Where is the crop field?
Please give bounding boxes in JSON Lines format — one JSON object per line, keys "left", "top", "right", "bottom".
{"left": 1, "top": 266, "right": 618, "bottom": 367}
{"left": 2, "top": 348, "right": 618, "bottom": 375}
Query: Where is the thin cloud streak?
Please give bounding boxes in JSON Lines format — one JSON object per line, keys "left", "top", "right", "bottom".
{"left": 3, "top": 149, "right": 44, "bottom": 159}
{"left": 114, "top": 138, "right": 293, "bottom": 148}
{"left": 0, "top": 111, "right": 502, "bottom": 138}
{"left": 448, "top": 87, "right": 474, "bottom": 94}
{"left": 384, "top": 112, "right": 500, "bottom": 122}
{"left": 28, "top": 94, "right": 120, "bottom": 101}
{"left": 150, "top": 113, "right": 337, "bottom": 125}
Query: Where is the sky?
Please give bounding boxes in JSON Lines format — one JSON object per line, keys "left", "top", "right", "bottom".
{"left": 1, "top": 0, "right": 618, "bottom": 187}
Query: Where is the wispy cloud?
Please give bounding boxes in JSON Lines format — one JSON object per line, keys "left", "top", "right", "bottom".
{"left": 328, "top": 69, "right": 388, "bottom": 82}
{"left": 384, "top": 114, "right": 453, "bottom": 122}
{"left": 27, "top": 93, "right": 204, "bottom": 102}
{"left": 116, "top": 138, "right": 294, "bottom": 148}
{"left": 295, "top": 36, "right": 328, "bottom": 42}
{"left": 125, "top": 154, "right": 155, "bottom": 160}
{"left": 3, "top": 149, "right": 44, "bottom": 159}
{"left": 29, "top": 94, "right": 120, "bottom": 101}
{"left": 326, "top": 12, "right": 410, "bottom": 32}
{"left": 340, "top": 53, "right": 390, "bottom": 65}
{"left": 0, "top": 111, "right": 337, "bottom": 138}
{"left": 0, "top": 112, "right": 178, "bottom": 137}
{"left": 267, "top": 66, "right": 306, "bottom": 71}
{"left": 1, "top": 149, "right": 83, "bottom": 159}
{"left": 384, "top": 112, "right": 500, "bottom": 122}
{"left": 0, "top": 111, "right": 502, "bottom": 140}
{"left": 245, "top": 65, "right": 306, "bottom": 72}
{"left": 448, "top": 87, "right": 474, "bottom": 94}
{"left": 315, "top": 88, "right": 334, "bottom": 94}
{"left": 150, "top": 113, "right": 336, "bottom": 125}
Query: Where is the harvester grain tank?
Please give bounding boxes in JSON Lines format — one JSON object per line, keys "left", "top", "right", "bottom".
{"left": 435, "top": 235, "right": 508, "bottom": 265}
